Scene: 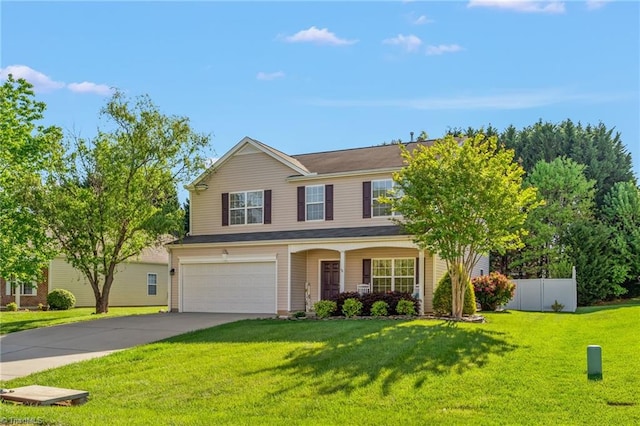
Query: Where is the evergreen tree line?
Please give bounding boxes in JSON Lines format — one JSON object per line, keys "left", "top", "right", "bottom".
{"left": 447, "top": 120, "right": 639, "bottom": 305}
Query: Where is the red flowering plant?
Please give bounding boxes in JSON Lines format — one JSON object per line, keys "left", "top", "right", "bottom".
{"left": 472, "top": 272, "right": 516, "bottom": 311}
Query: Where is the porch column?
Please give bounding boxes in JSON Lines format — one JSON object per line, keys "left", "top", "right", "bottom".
{"left": 339, "top": 250, "right": 346, "bottom": 293}
{"left": 419, "top": 250, "right": 425, "bottom": 315}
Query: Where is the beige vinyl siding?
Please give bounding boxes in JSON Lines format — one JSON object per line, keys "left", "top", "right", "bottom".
{"left": 290, "top": 252, "right": 307, "bottom": 311}
{"left": 49, "top": 258, "right": 168, "bottom": 307}
{"left": 190, "top": 150, "right": 398, "bottom": 236}
{"left": 169, "top": 244, "right": 289, "bottom": 313}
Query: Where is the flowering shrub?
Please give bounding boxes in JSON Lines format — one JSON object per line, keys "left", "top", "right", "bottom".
{"left": 472, "top": 272, "right": 516, "bottom": 311}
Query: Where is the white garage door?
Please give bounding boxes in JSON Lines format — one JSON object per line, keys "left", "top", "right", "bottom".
{"left": 181, "top": 262, "right": 276, "bottom": 313}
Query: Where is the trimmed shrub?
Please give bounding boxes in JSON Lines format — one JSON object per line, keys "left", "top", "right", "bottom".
{"left": 342, "top": 298, "right": 363, "bottom": 318}
{"left": 313, "top": 300, "right": 337, "bottom": 319}
{"left": 433, "top": 272, "right": 476, "bottom": 316}
{"left": 47, "top": 288, "right": 76, "bottom": 310}
{"left": 472, "top": 272, "right": 516, "bottom": 311}
{"left": 6, "top": 302, "right": 18, "bottom": 311}
{"left": 370, "top": 300, "right": 389, "bottom": 316}
{"left": 330, "top": 291, "right": 420, "bottom": 316}
{"left": 396, "top": 299, "right": 416, "bottom": 316}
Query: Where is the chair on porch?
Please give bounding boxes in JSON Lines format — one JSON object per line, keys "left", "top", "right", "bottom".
{"left": 357, "top": 283, "right": 372, "bottom": 295}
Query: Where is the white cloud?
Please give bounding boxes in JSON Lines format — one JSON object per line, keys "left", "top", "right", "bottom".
{"left": 586, "top": 0, "right": 612, "bottom": 10}
{"left": 0, "top": 64, "right": 113, "bottom": 96}
{"left": 256, "top": 71, "right": 285, "bottom": 81}
{"left": 305, "top": 89, "right": 633, "bottom": 110}
{"left": 426, "top": 44, "right": 464, "bottom": 55}
{"left": 282, "top": 26, "right": 357, "bottom": 46}
{"left": 67, "top": 81, "right": 113, "bottom": 95}
{"left": 383, "top": 34, "right": 423, "bottom": 52}
{"left": 413, "top": 15, "right": 434, "bottom": 25}
{"left": 467, "top": 1, "right": 566, "bottom": 14}
{"left": 0, "top": 64, "right": 65, "bottom": 92}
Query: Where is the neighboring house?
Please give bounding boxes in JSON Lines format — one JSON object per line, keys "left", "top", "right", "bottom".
{"left": 167, "top": 136, "right": 489, "bottom": 315}
{"left": 2, "top": 246, "right": 169, "bottom": 308}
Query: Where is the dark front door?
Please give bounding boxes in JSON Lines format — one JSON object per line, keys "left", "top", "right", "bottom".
{"left": 321, "top": 261, "right": 340, "bottom": 300}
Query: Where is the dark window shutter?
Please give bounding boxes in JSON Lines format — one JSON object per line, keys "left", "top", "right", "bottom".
{"left": 415, "top": 257, "right": 419, "bottom": 283}
{"left": 297, "top": 186, "right": 305, "bottom": 221}
{"left": 363, "top": 181, "right": 371, "bottom": 218}
{"left": 325, "top": 184, "right": 334, "bottom": 221}
{"left": 362, "top": 259, "right": 371, "bottom": 284}
{"left": 222, "top": 193, "right": 229, "bottom": 226}
{"left": 264, "top": 190, "right": 272, "bottom": 224}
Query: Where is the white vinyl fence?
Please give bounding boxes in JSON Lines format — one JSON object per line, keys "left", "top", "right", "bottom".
{"left": 504, "top": 267, "right": 577, "bottom": 312}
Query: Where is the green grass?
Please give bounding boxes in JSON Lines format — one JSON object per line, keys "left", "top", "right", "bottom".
{"left": 0, "top": 306, "right": 165, "bottom": 335}
{"left": 1, "top": 305, "right": 639, "bottom": 425}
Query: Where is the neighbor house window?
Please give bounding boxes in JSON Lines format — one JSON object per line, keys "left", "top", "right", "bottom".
{"left": 306, "top": 185, "right": 325, "bottom": 221}
{"left": 5, "top": 279, "right": 37, "bottom": 296}
{"left": 230, "top": 190, "right": 263, "bottom": 225}
{"left": 372, "top": 179, "right": 398, "bottom": 217}
{"left": 371, "top": 258, "right": 414, "bottom": 293}
{"left": 147, "top": 273, "right": 157, "bottom": 296}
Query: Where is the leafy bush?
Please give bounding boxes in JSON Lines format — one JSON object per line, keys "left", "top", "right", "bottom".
{"left": 433, "top": 272, "right": 476, "bottom": 316}
{"left": 313, "top": 300, "right": 337, "bottom": 319}
{"left": 292, "top": 311, "right": 306, "bottom": 318}
{"left": 472, "top": 272, "right": 516, "bottom": 311}
{"left": 551, "top": 300, "right": 565, "bottom": 312}
{"left": 47, "top": 288, "right": 76, "bottom": 310}
{"left": 370, "top": 300, "right": 389, "bottom": 316}
{"left": 331, "top": 291, "right": 420, "bottom": 316}
{"left": 6, "top": 302, "right": 18, "bottom": 311}
{"left": 396, "top": 299, "right": 416, "bottom": 316}
{"left": 342, "top": 298, "right": 363, "bottom": 317}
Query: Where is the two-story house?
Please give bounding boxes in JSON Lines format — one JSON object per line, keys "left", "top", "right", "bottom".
{"left": 167, "top": 137, "right": 489, "bottom": 315}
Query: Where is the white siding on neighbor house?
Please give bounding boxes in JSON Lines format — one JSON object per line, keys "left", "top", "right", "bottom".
{"left": 471, "top": 255, "right": 490, "bottom": 279}
{"left": 190, "top": 150, "right": 398, "bottom": 236}
{"left": 49, "top": 258, "right": 168, "bottom": 307}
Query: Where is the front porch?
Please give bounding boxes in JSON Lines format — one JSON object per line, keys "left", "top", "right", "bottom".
{"left": 288, "top": 240, "right": 446, "bottom": 315}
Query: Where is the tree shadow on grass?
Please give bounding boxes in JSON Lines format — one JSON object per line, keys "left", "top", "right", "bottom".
{"left": 177, "top": 319, "right": 518, "bottom": 396}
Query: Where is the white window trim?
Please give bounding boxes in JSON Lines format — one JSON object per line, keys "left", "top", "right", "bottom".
{"left": 147, "top": 273, "right": 158, "bottom": 296}
{"left": 371, "top": 258, "right": 415, "bottom": 293}
{"left": 371, "top": 179, "right": 400, "bottom": 218}
{"left": 229, "top": 190, "right": 264, "bottom": 226}
{"left": 6, "top": 279, "right": 37, "bottom": 296}
{"left": 306, "top": 184, "right": 325, "bottom": 222}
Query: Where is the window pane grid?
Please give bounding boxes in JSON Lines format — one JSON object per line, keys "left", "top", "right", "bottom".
{"left": 371, "top": 258, "right": 415, "bottom": 293}
{"left": 372, "top": 179, "right": 394, "bottom": 217}
{"left": 306, "top": 185, "right": 324, "bottom": 221}
{"left": 229, "top": 191, "right": 263, "bottom": 225}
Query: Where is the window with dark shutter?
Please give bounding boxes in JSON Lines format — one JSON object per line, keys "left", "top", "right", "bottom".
{"left": 222, "top": 193, "right": 229, "bottom": 226}
{"left": 264, "top": 190, "right": 272, "bottom": 224}
{"left": 363, "top": 181, "right": 371, "bottom": 218}
{"left": 416, "top": 257, "right": 420, "bottom": 283}
{"left": 362, "top": 259, "right": 371, "bottom": 284}
{"left": 325, "top": 184, "right": 333, "bottom": 221}
{"left": 297, "top": 186, "right": 305, "bottom": 221}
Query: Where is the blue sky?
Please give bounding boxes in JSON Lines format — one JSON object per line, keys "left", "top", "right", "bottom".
{"left": 2, "top": 0, "right": 638, "bottom": 200}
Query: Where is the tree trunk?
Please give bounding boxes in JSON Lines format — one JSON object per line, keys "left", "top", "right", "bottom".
{"left": 95, "top": 295, "right": 109, "bottom": 314}
{"left": 450, "top": 262, "right": 468, "bottom": 319}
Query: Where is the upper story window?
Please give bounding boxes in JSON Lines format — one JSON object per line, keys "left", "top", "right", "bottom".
{"left": 372, "top": 179, "right": 394, "bottom": 217}
{"left": 230, "top": 190, "right": 263, "bottom": 225}
{"left": 297, "top": 185, "right": 334, "bottom": 222}
{"left": 305, "top": 185, "right": 325, "bottom": 221}
{"left": 222, "top": 190, "right": 271, "bottom": 227}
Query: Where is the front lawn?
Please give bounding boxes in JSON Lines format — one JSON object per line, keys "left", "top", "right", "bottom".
{"left": 1, "top": 305, "right": 638, "bottom": 425}
{"left": 0, "top": 306, "right": 165, "bottom": 335}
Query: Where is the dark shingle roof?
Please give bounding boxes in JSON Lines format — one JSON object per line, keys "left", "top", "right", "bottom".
{"left": 169, "top": 226, "right": 407, "bottom": 245}
{"left": 291, "top": 141, "right": 435, "bottom": 175}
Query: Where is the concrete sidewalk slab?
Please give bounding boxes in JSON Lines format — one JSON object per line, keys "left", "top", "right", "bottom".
{"left": 0, "top": 312, "right": 268, "bottom": 381}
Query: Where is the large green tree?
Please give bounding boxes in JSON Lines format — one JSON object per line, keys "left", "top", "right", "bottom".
{"left": 510, "top": 157, "right": 596, "bottom": 278}
{"left": 389, "top": 134, "right": 540, "bottom": 318}
{"left": 0, "top": 75, "right": 63, "bottom": 284}
{"left": 38, "top": 91, "right": 210, "bottom": 313}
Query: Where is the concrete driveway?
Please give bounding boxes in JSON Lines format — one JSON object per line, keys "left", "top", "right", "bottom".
{"left": 0, "top": 313, "right": 267, "bottom": 381}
